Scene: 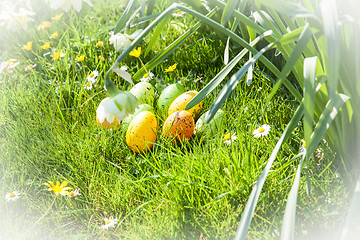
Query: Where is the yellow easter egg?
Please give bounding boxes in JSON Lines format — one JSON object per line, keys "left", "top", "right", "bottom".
{"left": 168, "top": 91, "right": 202, "bottom": 117}
{"left": 162, "top": 110, "right": 195, "bottom": 142}
{"left": 126, "top": 111, "right": 157, "bottom": 153}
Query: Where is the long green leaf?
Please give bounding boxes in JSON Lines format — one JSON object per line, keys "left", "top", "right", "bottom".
{"left": 320, "top": 0, "right": 340, "bottom": 101}
{"left": 235, "top": 103, "right": 304, "bottom": 240}
{"left": 144, "top": 15, "right": 171, "bottom": 57}
{"left": 307, "top": 93, "right": 349, "bottom": 157}
{"left": 114, "top": 0, "right": 138, "bottom": 34}
{"left": 186, "top": 30, "right": 273, "bottom": 110}
{"left": 221, "top": 0, "right": 240, "bottom": 26}
{"left": 280, "top": 153, "right": 306, "bottom": 240}
{"left": 303, "top": 57, "right": 317, "bottom": 152}
{"left": 205, "top": 42, "right": 274, "bottom": 122}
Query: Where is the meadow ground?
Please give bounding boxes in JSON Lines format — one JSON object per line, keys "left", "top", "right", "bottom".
{"left": 0, "top": 0, "right": 356, "bottom": 239}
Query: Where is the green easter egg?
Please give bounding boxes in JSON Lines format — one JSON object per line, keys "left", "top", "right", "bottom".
{"left": 195, "top": 109, "right": 225, "bottom": 138}
{"left": 129, "top": 82, "right": 155, "bottom": 106}
{"left": 157, "top": 83, "right": 185, "bottom": 115}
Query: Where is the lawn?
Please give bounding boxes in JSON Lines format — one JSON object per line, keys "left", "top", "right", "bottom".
{"left": 0, "top": 0, "right": 358, "bottom": 239}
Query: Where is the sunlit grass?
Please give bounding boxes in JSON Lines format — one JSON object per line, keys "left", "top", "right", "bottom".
{"left": 0, "top": 0, "right": 354, "bottom": 239}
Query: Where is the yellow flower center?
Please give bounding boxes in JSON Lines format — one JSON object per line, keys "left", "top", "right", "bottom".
{"left": 302, "top": 141, "right": 306, "bottom": 148}
{"left": 224, "top": 134, "right": 231, "bottom": 140}
{"left": 9, "top": 192, "right": 16, "bottom": 197}
{"left": 68, "top": 192, "right": 75, "bottom": 197}
{"left": 177, "top": 11, "right": 183, "bottom": 14}
{"left": 7, "top": 60, "right": 14, "bottom": 65}
{"left": 90, "top": 73, "right": 94, "bottom": 77}
{"left": 105, "top": 220, "right": 111, "bottom": 225}
{"left": 144, "top": 73, "right": 149, "bottom": 78}
{"left": 258, "top": 128, "right": 265, "bottom": 133}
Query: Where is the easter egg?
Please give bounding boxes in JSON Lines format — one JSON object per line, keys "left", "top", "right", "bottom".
{"left": 162, "top": 110, "right": 194, "bottom": 142}
{"left": 122, "top": 104, "right": 153, "bottom": 131}
{"left": 129, "top": 82, "right": 155, "bottom": 105}
{"left": 195, "top": 109, "right": 225, "bottom": 138}
{"left": 126, "top": 111, "right": 157, "bottom": 153}
{"left": 157, "top": 83, "right": 185, "bottom": 114}
{"left": 168, "top": 91, "right": 202, "bottom": 118}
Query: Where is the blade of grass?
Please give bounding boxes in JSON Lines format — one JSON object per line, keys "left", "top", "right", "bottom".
{"left": 221, "top": 0, "right": 240, "bottom": 26}
{"left": 280, "top": 152, "right": 306, "bottom": 240}
{"left": 113, "top": 0, "right": 138, "bottom": 34}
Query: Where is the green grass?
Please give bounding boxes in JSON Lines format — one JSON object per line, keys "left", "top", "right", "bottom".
{"left": 0, "top": 0, "right": 355, "bottom": 239}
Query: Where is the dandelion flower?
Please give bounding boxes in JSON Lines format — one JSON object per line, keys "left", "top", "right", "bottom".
{"left": 140, "top": 72, "right": 154, "bottom": 82}
{"left": 75, "top": 55, "right": 85, "bottom": 62}
{"left": 224, "top": 133, "right": 237, "bottom": 145}
{"left": 40, "top": 42, "right": 50, "bottom": 50}
{"left": 87, "top": 70, "right": 99, "bottom": 83}
{"left": 51, "top": 12, "right": 64, "bottom": 21}
{"left": 101, "top": 216, "right": 118, "bottom": 230}
{"left": 165, "top": 63, "right": 177, "bottom": 72}
{"left": 172, "top": 11, "right": 185, "bottom": 17}
{"left": 37, "top": 21, "right": 51, "bottom": 31}
{"left": 66, "top": 189, "right": 81, "bottom": 198}
{"left": 129, "top": 47, "right": 141, "bottom": 58}
{"left": 253, "top": 124, "right": 271, "bottom": 138}
{"left": 50, "top": 31, "right": 59, "bottom": 38}
{"left": 5, "top": 191, "right": 20, "bottom": 202}
{"left": 48, "top": 0, "right": 93, "bottom": 12}
{"left": 51, "top": 50, "right": 65, "bottom": 60}
{"left": 21, "top": 41, "right": 32, "bottom": 50}
{"left": 95, "top": 41, "right": 103, "bottom": 48}
{"left": 44, "top": 181, "right": 72, "bottom": 196}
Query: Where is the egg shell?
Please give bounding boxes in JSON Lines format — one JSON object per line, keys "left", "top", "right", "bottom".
{"left": 121, "top": 104, "right": 153, "bottom": 131}
{"left": 157, "top": 83, "right": 185, "bottom": 115}
{"left": 168, "top": 91, "right": 202, "bottom": 118}
{"left": 126, "top": 111, "right": 157, "bottom": 153}
{"left": 129, "top": 82, "right": 155, "bottom": 105}
{"left": 162, "top": 110, "right": 194, "bottom": 142}
{"left": 195, "top": 109, "right": 225, "bottom": 138}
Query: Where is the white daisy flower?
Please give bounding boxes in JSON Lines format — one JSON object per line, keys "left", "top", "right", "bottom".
{"left": 101, "top": 216, "right": 118, "bottom": 230}
{"left": 85, "top": 81, "right": 93, "bottom": 90}
{"left": 87, "top": 70, "right": 99, "bottom": 83}
{"left": 5, "top": 191, "right": 20, "bottom": 202}
{"left": 224, "top": 133, "right": 238, "bottom": 145}
{"left": 300, "top": 139, "right": 306, "bottom": 153}
{"left": 66, "top": 189, "right": 81, "bottom": 198}
{"left": 120, "top": 65, "right": 128, "bottom": 71}
{"left": 172, "top": 11, "right": 185, "bottom": 17}
{"left": 25, "top": 64, "right": 37, "bottom": 71}
{"left": 6, "top": 59, "right": 20, "bottom": 70}
{"left": 140, "top": 72, "right": 154, "bottom": 82}
{"left": 194, "top": 76, "right": 202, "bottom": 83}
{"left": 253, "top": 124, "right": 271, "bottom": 138}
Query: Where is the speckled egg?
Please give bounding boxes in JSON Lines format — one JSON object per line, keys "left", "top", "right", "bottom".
{"left": 126, "top": 111, "right": 157, "bottom": 153}
{"left": 168, "top": 91, "right": 202, "bottom": 118}
{"left": 157, "top": 83, "right": 185, "bottom": 115}
{"left": 162, "top": 110, "right": 195, "bottom": 142}
{"left": 129, "top": 82, "right": 155, "bottom": 105}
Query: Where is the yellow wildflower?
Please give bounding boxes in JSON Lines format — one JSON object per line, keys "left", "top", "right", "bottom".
{"left": 165, "top": 63, "right": 177, "bottom": 72}
{"left": 50, "top": 31, "right": 59, "bottom": 38}
{"left": 51, "top": 13, "right": 64, "bottom": 21}
{"left": 129, "top": 47, "right": 141, "bottom": 58}
{"left": 98, "top": 56, "right": 105, "bottom": 62}
{"left": 40, "top": 42, "right": 50, "bottom": 50}
{"left": 51, "top": 50, "right": 65, "bottom": 60}
{"left": 21, "top": 41, "right": 32, "bottom": 50}
{"left": 37, "top": 21, "right": 51, "bottom": 31}
{"left": 75, "top": 55, "right": 85, "bottom": 62}
{"left": 96, "top": 41, "right": 103, "bottom": 47}
{"left": 44, "top": 181, "right": 72, "bottom": 196}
